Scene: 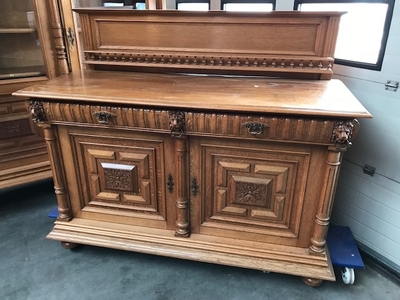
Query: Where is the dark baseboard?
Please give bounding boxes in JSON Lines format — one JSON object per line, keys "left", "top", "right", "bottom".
{"left": 358, "top": 246, "right": 400, "bottom": 285}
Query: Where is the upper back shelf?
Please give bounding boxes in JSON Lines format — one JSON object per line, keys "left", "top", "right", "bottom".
{"left": 74, "top": 8, "right": 345, "bottom": 79}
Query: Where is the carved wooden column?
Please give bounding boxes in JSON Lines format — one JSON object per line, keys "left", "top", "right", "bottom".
{"left": 309, "top": 146, "right": 342, "bottom": 254}
{"left": 309, "top": 120, "right": 358, "bottom": 254}
{"left": 40, "top": 122, "right": 72, "bottom": 221}
{"left": 169, "top": 111, "right": 190, "bottom": 237}
{"left": 303, "top": 145, "right": 342, "bottom": 287}
{"left": 174, "top": 137, "right": 190, "bottom": 237}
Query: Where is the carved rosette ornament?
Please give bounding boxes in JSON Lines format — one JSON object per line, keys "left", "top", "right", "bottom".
{"left": 331, "top": 120, "right": 359, "bottom": 150}
{"left": 169, "top": 111, "right": 185, "bottom": 137}
{"left": 29, "top": 101, "right": 47, "bottom": 123}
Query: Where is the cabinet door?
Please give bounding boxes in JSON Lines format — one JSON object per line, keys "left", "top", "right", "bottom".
{"left": 58, "top": 126, "right": 176, "bottom": 230}
{"left": 190, "top": 136, "right": 325, "bottom": 247}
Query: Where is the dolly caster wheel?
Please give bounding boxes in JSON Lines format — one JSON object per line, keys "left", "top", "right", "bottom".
{"left": 60, "top": 241, "right": 79, "bottom": 249}
{"left": 341, "top": 267, "right": 355, "bottom": 285}
{"left": 302, "top": 277, "right": 323, "bottom": 287}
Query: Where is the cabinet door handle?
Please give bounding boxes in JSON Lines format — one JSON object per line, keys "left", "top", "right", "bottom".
{"left": 191, "top": 177, "right": 199, "bottom": 196}
{"left": 67, "top": 27, "right": 76, "bottom": 47}
{"left": 167, "top": 174, "right": 174, "bottom": 193}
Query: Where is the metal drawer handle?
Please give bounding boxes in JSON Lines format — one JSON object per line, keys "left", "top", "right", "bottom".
{"left": 243, "top": 122, "right": 268, "bottom": 135}
{"left": 93, "top": 111, "right": 116, "bottom": 124}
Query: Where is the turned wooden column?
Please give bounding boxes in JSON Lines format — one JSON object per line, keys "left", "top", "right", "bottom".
{"left": 48, "top": 0, "right": 69, "bottom": 74}
{"left": 40, "top": 123, "right": 72, "bottom": 221}
{"left": 174, "top": 137, "right": 190, "bottom": 237}
{"left": 309, "top": 146, "right": 342, "bottom": 254}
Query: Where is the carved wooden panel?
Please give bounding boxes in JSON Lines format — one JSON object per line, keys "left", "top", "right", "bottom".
{"left": 192, "top": 137, "right": 312, "bottom": 244}
{"left": 0, "top": 118, "right": 33, "bottom": 139}
{"left": 66, "top": 128, "right": 171, "bottom": 227}
{"left": 75, "top": 10, "right": 343, "bottom": 77}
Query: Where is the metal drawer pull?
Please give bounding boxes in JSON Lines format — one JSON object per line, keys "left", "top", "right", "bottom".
{"left": 243, "top": 122, "right": 268, "bottom": 135}
{"left": 93, "top": 111, "right": 116, "bottom": 124}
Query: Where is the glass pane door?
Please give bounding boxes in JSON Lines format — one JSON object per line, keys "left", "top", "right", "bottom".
{"left": 0, "top": 0, "right": 46, "bottom": 80}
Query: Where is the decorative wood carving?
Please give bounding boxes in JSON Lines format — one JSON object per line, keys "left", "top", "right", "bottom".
{"left": 84, "top": 51, "right": 334, "bottom": 76}
{"left": 169, "top": 111, "right": 185, "bottom": 137}
{"left": 103, "top": 163, "right": 138, "bottom": 192}
{"left": 234, "top": 179, "right": 271, "bottom": 207}
{"left": 29, "top": 101, "right": 47, "bottom": 123}
{"left": 331, "top": 120, "right": 360, "bottom": 150}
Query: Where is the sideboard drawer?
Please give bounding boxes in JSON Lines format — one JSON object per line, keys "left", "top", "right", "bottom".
{"left": 42, "top": 102, "right": 171, "bottom": 132}
{"left": 41, "top": 102, "right": 340, "bottom": 144}
{"left": 185, "top": 112, "right": 336, "bottom": 144}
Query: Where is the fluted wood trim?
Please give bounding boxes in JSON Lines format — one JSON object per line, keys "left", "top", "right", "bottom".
{"left": 41, "top": 102, "right": 342, "bottom": 144}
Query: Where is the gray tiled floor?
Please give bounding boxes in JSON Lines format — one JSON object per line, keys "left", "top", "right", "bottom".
{"left": 1, "top": 179, "right": 399, "bottom": 300}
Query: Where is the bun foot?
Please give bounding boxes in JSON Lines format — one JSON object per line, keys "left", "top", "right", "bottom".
{"left": 60, "top": 241, "right": 79, "bottom": 249}
{"left": 302, "top": 277, "right": 323, "bottom": 287}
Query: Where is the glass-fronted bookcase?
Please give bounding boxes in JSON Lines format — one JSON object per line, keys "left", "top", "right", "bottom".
{"left": 0, "top": 0, "right": 66, "bottom": 189}
{"left": 0, "top": 0, "right": 163, "bottom": 189}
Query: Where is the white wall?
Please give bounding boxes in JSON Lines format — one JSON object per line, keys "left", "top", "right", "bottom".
{"left": 331, "top": 1, "right": 400, "bottom": 272}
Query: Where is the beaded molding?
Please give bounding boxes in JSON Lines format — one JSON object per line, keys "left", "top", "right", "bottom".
{"left": 84, "top": 51, "right": 333, "bottom": 73}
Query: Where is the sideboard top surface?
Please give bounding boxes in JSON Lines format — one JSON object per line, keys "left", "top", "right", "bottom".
{"left": 14, "top": 70, "right": 371, "bottom": 118}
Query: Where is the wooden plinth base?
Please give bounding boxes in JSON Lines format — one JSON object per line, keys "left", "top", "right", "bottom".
{"left": 48, "top": 218, "right": 336, "bottom": 284}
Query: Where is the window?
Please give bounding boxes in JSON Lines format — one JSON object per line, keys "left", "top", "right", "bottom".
{"left": 176, "top": 0, "right": 210, "bottom": 10}
{"left": 222, "top": 0, "right": 275, "bottom": 11}
{"left": 102, "top": 0, "right": 139, "bottom": 6}
{"left": 295, "top": 0, "right": 395, "bottom": 70}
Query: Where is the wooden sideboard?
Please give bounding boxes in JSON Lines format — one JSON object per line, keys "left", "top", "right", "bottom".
{"left": 14, "top": 9, "right": 372, "bottom": 286}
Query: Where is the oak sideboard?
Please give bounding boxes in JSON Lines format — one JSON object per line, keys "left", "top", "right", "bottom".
{"left": 14, "top": 9, "right": 372, "bottom": 286}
